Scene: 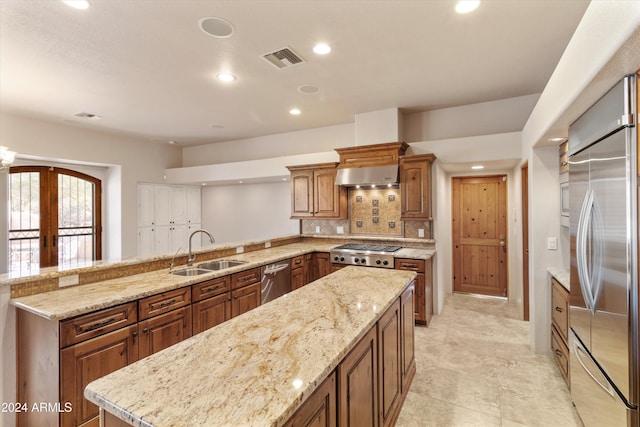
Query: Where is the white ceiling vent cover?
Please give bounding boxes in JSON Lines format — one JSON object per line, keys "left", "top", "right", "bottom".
{"left": 261, "top": 47, "right": 305, "bottom": 69}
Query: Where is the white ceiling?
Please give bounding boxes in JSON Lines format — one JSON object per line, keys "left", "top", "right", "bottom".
{"left": 0, "top": 0, "right": 590, "bottom": 147}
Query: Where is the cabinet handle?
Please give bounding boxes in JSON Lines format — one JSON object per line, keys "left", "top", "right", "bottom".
{"left": 157, "top": 298, "right": 177, "bottom": 309}
{"left": 143, "top": 328, "right": 149, "bottom": 334}
{"left": 87, "top": 317, "right": 117, "bottom": 331}
{"left": 203, "top": 285, "right": 221, "bottom": 293}
{"left": 132, "top": 331, "right": 138, "bottom": 338}
{"left": 555, "top": 349, "right": 563, "bottom": 357}
{"left": 555, "top": 306, "right": 563, "bottom": 313}
{"left": 240, "top": 276, "right": 254, "bottom": 283}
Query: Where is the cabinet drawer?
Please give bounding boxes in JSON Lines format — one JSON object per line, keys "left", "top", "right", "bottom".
{"left": 551, "top": 278, "right": 569, "bottom": 341}
{"left": 231, "top": 267, "right": 261, "bottom": 290}
{"left": 395, "top": 259, "right": 425, "bottom": 272}
{"left": 192, "top": 276, "right": 230, "bottom": 302}
{"left": 139, "top": 287, "right": 191, "bottom": 320}
{"left": 60, "top": 302, "right": 137, "bottom": 348}
{"left": 551, "top": 326, "right": 570, "bottom": 385}
{"left": 291, "top": 255, "right": 304, "bottom": 269}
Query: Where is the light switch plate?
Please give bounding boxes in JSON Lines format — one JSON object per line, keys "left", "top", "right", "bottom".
{"left": 337, "top": 226, "right": 344, "bottom": 234}
{"left": 315, "top": 226, "right": 320, "bottom": 233}
{"left": 547, "top": 237, "right": 557, "bottom": 250}
{"left": 265, "top": 241, "right": 271, "bottom": 248}
{"left": 418, "top": 228, "right": 425, "bottom": 238}
{"left": 236, "top": 246, "right": 244, "bottom": 254}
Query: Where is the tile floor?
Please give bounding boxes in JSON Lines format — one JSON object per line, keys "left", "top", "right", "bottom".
{"left": 396, "top": 293, "right": 583, "bottom": 427}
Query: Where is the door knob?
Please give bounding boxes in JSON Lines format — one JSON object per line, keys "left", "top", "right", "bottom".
{"left": 499, "top": 241, "right": 505, "bottom": 247}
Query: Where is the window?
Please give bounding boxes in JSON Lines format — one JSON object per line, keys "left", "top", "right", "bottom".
{"left": 9, "top": 166, "right": 102, "bottom": 274}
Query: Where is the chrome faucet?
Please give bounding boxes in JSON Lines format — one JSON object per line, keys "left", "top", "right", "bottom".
{"left": 169, "top": 246, "right": 184, "bottom": 272}
{"left": 188, "top": 229, "right": 215, "bottom": 266}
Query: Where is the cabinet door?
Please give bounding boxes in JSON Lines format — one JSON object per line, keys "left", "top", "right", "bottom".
{"left": 231, "top": 283, "right": 261, "bottom": 318}
{"left": 399, "top": 155, "right": 434, "bottom": 220}
{"left": 400, "top": 285, "right": 416, "bottom": 394}
{"left": 60, "top": 325, "right": 139, "bottom": 427}
{"left": 187, "top": 187, "right": 202, "bottom": 224}
{"left": 137, "top": 184, "right": 155, "bottom": 227}
{"left": 303, "top": 253, "right": 313, "bottom": 285}
{"left": 290, "top": 169, "right": 314, "bottom": 218}
{"left": 193, "top": 293, "right": 231, "bottom": 334}
{"left": 153, "top": 186, "right": 173, "bottom": 225}
{"left": 314, "top": 168, "right": 345, "bottom": 218}
{"left": 284, "top": 372, "right": 336, "bottom": 427}
{"left": 338, "top": 325, "right": 378, "bottom": 427}
{"left": 315, "top": 253, "right": 331, "bottom": 279}
{"left": 170, "top": 186, "right": 188, "bottom": 225}
{"left": 138, "top": 226, "right": 156, "bottom": 256}
{"left": 292, "top": 267, "right": 304, "bottom": 291}
{"left": 138, "top": 306, "right": 192, "bottom": 359}
{"left": 378, "top": 299, "right": 401, "bottom": 427}
{"left": 154, "top": 225, "right": 172, "bottom": 254}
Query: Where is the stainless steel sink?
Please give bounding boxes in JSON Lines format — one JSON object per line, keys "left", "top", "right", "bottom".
{"left": 171, "top": 268, "right": 212, "bottom": 276}
{"left": 197, "top": 260, "right": 248, "bottom": 270}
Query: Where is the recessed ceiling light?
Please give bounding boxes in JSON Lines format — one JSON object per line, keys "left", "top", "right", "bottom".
{"left": 201, "top": 183, "right": 206, "bottom": 186}
{"left": 313, "top": 43, "right": 331, "bottom": 55}
{"left": 548, "top": 137, "right": 567, "bottom": 143}
{"left": 216, "top": 73, "right": 235, "bottom": 82}
{"left": 289, "top": 108, "right": 301, "bottom": 115}
{"left": 62, "top": 0, "right": 90, "bottom": 10}
{"left": 471, "top": 165, "right": 484, "bottom": 170}
{"left": 74, "top": 112, "right": 102, "bottom": 120}
{"left": 455, "top": 0, "right": 480, "bottom": 14}
{"left": 168, "top": 140, "right": 177, "bottom": 145}
{"left": 199, "top": 17, "right": 234, "bottom": 38}
{"left": 209, "top": 124, "right": 224, "bottom": 129}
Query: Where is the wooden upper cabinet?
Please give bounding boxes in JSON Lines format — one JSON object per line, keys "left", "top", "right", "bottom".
{"left": 399, "top": 154, "right": 436, "bottom": 220}
{"left": 335, "top": 142, "right": 408, "bottom": 167}
{"left": 286, "top": 163, "right": 347, "bottom": 219}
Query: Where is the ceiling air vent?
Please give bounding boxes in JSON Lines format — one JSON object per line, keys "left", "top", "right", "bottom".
{"left": 261, "top": 46, "right": 305, "bottom": 69}
{"left": 74, "top": 112, "right": 102, "bottom": 120}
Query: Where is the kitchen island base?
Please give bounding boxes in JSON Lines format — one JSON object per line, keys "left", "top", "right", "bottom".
{"left": 88, "top": 267, "right": 416, "bottom": 427}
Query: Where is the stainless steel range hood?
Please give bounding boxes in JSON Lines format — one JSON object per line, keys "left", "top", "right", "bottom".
{"left": 335, "top": 164, "right": 399, "bottom": 187}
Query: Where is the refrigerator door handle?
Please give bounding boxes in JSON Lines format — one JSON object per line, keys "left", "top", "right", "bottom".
{"left": 576, "top": 189, "right": 606, "bottom": 314}
{"left": 573, "top": 337, "right": 617, "bottom": 399}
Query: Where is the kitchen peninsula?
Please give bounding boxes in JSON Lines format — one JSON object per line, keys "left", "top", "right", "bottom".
{"left": 84, "top": 266, "right": 416, "bottom": 427}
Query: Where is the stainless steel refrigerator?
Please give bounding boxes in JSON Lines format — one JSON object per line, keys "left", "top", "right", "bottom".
{"left": 569, "top": 75, "right": 638, "bottom": 427}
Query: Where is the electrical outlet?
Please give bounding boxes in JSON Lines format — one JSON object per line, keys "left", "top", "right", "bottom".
{"left": 337, "top": 226, "right": 344, "bottom": 234}
{"left": 315, "top": 226, "right": 320, "bottom": 233}
{"left": 236, "top": 246, "right": 244, "bottom": 254}
{"left": 418, "top": 228, "right": 425, "bottom": 238}
{"left": 265, "top": 241, "right": 271, "bottom": 248}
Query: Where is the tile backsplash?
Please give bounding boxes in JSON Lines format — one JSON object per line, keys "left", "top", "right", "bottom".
{"left": 301, "top": 188, "right": 432, "bottom": 239}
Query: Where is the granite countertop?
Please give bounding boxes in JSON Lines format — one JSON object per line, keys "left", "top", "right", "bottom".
{"left": 548, "top": 267, "right": 570, "bottom": 291}
{"left": 11, "top": 241, "right": 434, "bottom": 321}
{"left": 85, "top": 266, "right": 416, "bottom": 427}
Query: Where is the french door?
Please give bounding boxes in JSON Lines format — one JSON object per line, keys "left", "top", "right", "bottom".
{"left": 9, "top": 166, "right": 102, "bottom": 273}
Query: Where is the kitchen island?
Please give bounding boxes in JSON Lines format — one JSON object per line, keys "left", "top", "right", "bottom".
{"left": 84, "top": 266, "right": 416, "bottom": 427}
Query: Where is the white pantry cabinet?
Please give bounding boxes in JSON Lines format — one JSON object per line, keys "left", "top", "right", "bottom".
{"left": 137, "top": 184, "right": 201, "bottom": 256}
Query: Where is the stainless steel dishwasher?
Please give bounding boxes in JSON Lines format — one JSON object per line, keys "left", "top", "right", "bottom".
{"left": 260, "top": 259, "right": 292, "bottom": 304}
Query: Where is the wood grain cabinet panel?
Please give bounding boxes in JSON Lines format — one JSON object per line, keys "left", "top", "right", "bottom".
{"left": 284, "top": 372, "right": 336, "bottom": 427}
{"left": 286, "top": 163, "right": 347, "bottom": 219}
{"left": 138, "top": 287, "right": 191, "bottom": 320}
{"left": 399, "top": 154, "right": 436, "bottom": 220}
{"left": 60, "top": 302, "right": 137, "bottom": 348}
{"left": 138, "top": 306, "right": 192, "bottom": 358}
{"left": 60, "top": 325, "right": 139, "bottom": 427}
{"left": 550, "top": 277, "right": 570, "bottom": 387}
{"left": 231, "top": 282, "right": 261, "bottom": 318}
{"left": 378, "top": 299, "right": 401, "bottom": 427}
{"left": 192, "top": 276, "right": 230, "bottom": 302}
{"left": 395, "top": 258, "right": 432, "bottom": 325}
{"left": 400, "top": 284, "right": 416, "bottom": 394}
{"left": 192, "top": 293, "right": 231, "bottom": 334}
{"left": 338, "top": 325, "right": 378, "bottom": 427}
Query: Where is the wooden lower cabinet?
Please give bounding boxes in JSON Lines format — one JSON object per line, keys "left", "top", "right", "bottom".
{"left": 231, "top": 282, "right": 261, "bottom": 317}
{"left": 551, "top": 277, "right": 570, "bottom": 387}
{"left": 315, "top": 252, "right": 332, "bottom": 279}
{"left": 378, "top": 299, "right": 401, "bottom": 427}
{"left": 60, "top": 325, "right": 139, "bottom": 427}
{"left": 395, "top": 258, "right": 432, "bottom": 325}
{"left": 338, "top": 325, "right": 378, "bottom": 427}
{"left": 292, "top": 255, "right": 305, "bottom": 291}
{"left": 138, "top": 306, "right": 192, "bottom": 358}
{"left": 284, "top": 372, "right": 337, "bottom": 427}
{"left": 193, "top": 293, "right": 232, "bottom": 334}
{"left": 400, "top": 286, "right": 416, "bottom": 394}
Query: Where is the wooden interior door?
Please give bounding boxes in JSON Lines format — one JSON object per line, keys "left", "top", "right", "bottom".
{"left": 452, "top": 175, "right": 508, "bottom": 297}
